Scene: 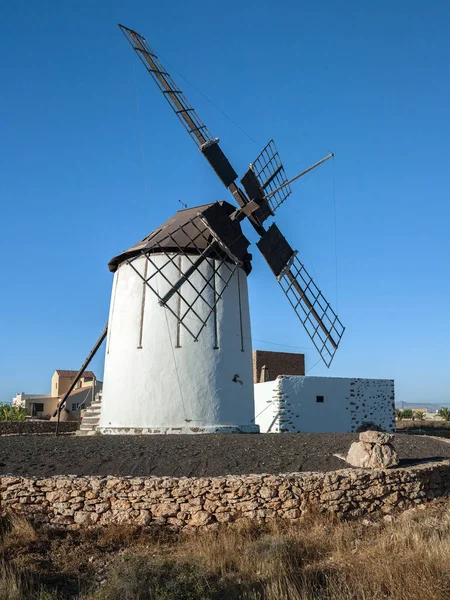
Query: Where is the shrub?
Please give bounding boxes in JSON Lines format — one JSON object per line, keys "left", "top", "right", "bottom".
{"left": 438, "top": 407, "right": 450, "bottom": 421}
{"left": 400, "top": 408, "right": 413, "bottom": 419}
{"left": 90, "top": 554, "right": 228, "bottom": 600}
{"left": 0, "top": 404, "right": 27, "bottom": 422}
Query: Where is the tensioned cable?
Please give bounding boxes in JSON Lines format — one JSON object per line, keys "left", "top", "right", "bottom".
{"left": 155, "top": 271, "right": 189, "bottom": 422}
{"left": 305, "top": 358, "right": 322, "bottom": 374}
{"left": 332, "top": 155, "right": 339, "bottom": 312}
{"left": 133, "top": 63, "right": 151, "bottom": 217}
{"left": 172, "top": 295, "right": 314, "bottom": 351}
{"left": 157, "top": 53, "right": 261, "bottom": 148}
{"left": 253, "top": 397, "right": 278, "bottom": 422}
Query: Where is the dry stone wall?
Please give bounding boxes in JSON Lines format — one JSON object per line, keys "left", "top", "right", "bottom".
{"left": 2, "top": 461, "right": 450, "bottom": 529}
{"left": 0, "top": 421, "right": 77, "bottom": 436}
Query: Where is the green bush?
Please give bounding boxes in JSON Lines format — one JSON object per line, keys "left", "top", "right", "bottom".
{"left": 0, "top": 404, "right": 27, "bottom": 422}
{"left": 395, "top": 408, "right": 414, "bottom": 420}
{"left": 438, "top": 407, "right": 450, "bottom": 421}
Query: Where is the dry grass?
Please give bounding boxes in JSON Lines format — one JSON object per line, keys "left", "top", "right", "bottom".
{"left": 2, "top": 503, "right": 450, "bottom": 599}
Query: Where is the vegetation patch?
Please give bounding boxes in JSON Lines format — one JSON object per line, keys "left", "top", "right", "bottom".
{"left": 0, "top": 404, "right": 27, "bottom": 422}
{"left": 2, "top": 501, "right": 450, "bottom": 599}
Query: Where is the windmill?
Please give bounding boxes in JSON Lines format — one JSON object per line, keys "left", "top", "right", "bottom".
{"left": 88, "top": 25, "right": 345, "bottom": 434}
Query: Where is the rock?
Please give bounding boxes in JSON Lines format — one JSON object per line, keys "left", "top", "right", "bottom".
{"left": 189, "top": 511, "right": 213, "bottom": 526}
{"left": 367, "top": 444, "right": 399, "bottom": 469}
{"left": 74, "top": 511, "right": 98, "bottom": 525}
{"left": 203, "top": 499, "right": 217, "bottom": 513}
{"left": 151, "top": 503, "right": 179, "bottom": 518}
{"left": 283, "top": 508, "right": 300, "bottom": 519}
{"left": 346, "top": 442, "right": 372, "bottom": 468}
{"left": 95, "top": 501, "right": 111, "bottom": 514}
{"left": 214, "top": 512, "right": 231, "bottom": 523}
{"left": 359, "top": 431, "right": 394, "bottom": 445}
{"left": 259, "top": 487, "right": 276, "bottom": 499}
{"left": 346, "top": 440, "right": 399, "bottom": 470}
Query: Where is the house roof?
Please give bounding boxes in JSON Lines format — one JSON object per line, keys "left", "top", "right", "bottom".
{"left": 55, "top": 370, "right": 96, "bottom": 378}
{"left": 68, "top": 386, "right": 95, "bottom": 398}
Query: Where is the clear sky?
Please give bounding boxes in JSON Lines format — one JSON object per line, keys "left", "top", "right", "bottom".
{"left": 1, "top": 0, "right": 450, "bottom": 405}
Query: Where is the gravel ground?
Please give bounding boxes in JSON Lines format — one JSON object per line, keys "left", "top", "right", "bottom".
{"left": 0, "top": 433, "right": 449, "bottom": 478}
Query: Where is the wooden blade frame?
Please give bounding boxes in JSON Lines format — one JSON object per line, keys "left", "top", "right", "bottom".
{"left": 250, "top": 140, "right": 292, "bottom": 212}
{"left": 119, "top": 24, "right": 214, "bottom": 148}
{"left": 278, "top": 255, "right": 344, "bottom": 367}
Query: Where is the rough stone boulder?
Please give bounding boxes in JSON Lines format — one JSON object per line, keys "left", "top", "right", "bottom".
{"left": 346, "top": 431, "right": 399, "bottom": 469}
{"left": 359, "top": 431, "right": 394, "bottom": 445}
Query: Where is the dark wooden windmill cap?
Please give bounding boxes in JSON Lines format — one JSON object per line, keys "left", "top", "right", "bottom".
{"left": 108, "top": 201, "right": 252, "bottom": 274}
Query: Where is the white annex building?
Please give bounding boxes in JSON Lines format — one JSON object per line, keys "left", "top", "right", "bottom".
{"left": 254, "top": 376, "right": 396, "bottom": 433}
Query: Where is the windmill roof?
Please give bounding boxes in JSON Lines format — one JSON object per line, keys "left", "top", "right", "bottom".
{"left": 108, "top": 201, "right": 252, "bottom": 274}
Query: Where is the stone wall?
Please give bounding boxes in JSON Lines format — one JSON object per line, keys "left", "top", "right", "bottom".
{"left": 0, "top": 421, "right": 77, "bottom": 436}
{"left": 253, "top": 350, "right": 305, "bottom": 383}
{"left": 2, "top": 461, "right": 449, "bottom": 529}
{"left": 397, "top": 420, "right": 450, "bottom": 431}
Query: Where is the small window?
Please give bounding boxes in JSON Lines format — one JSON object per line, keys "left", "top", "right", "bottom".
{"left": 71, "top": 403, "right": 80, "bottom": 411}
{"left": 316, "top": 395, "right": 324, "bottom": 403}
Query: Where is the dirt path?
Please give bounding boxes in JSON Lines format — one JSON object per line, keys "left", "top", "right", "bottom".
{"left": 1, "top": 433, "right": 449, "bottom": 478}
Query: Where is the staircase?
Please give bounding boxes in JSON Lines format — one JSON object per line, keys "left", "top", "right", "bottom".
{"left": 77, "top": 392, "right": 102, "bottom": 435}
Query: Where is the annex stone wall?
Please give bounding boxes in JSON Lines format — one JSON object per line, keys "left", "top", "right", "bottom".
{"left": 2, "top": 461, "right": 450, "bottom": 529}
{"left": 0, "top": 421, "right": 77, "bottom": 436}
{"left": 252, "top": 350, "right": 305, "bottom": 383}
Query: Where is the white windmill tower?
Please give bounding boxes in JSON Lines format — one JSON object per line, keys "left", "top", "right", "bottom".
{"left": 63, "top": 25, "right": 345, "bottom": 435}
{"left": 98, "top": 201, "right": 258, "bottom": 433}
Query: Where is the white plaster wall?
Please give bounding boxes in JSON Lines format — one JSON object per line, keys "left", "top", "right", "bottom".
{"left": 11, "top": 393, "right": 51, "bottom": 408}
{"left": 99, "top": 254, "right": 258, "bottom": 434}
{"left": 254, "top": 376, "right": 395, "bottom": 433}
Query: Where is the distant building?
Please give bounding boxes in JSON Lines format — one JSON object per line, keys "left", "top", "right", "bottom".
{"left": 11, "top": 370, "right": 101, "bottom": 419}
{"left": 51, "top": 370, "right": 96, "bottom": 398}
{"left": 12, "top": 393, "right": 56, "bottom": 418}
{"left": 252, "top": 350, "right": 305, "bottom": 383}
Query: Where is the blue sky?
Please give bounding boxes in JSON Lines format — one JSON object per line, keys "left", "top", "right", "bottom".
{"left": 1, "top": 0, "right": 450, "bottom": 405}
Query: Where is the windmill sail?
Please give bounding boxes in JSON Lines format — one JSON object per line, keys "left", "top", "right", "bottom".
{"left": 250, "top": 140, "right": 292, "bottom": 212}
{"left": 119, "top": 24, "right": 214, "bottom": 148}
{"left": 118, "top": 24, "right": 240, "bottom": 191}
{"left": 257, "top": 224, "right": 344, "bottom": 367}
{"left": 119, "top": 23, "right": 345, "bottom": 367}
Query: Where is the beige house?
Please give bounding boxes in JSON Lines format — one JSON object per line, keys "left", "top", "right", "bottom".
{"left": 50, "top": 370, "right": 96, "bottom": 398}
{"left": 12, "top": 370, "right": 101, "bottom": 419}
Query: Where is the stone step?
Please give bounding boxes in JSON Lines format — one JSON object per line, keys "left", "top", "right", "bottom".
{"left": 79, "top": 395, "right": 102, "bottom": 435}
{"left": 79, "top": 422, "right": 100, "bottom": 431}
{"left": 76, "top": 428, "right": 100, "bottom": 436}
